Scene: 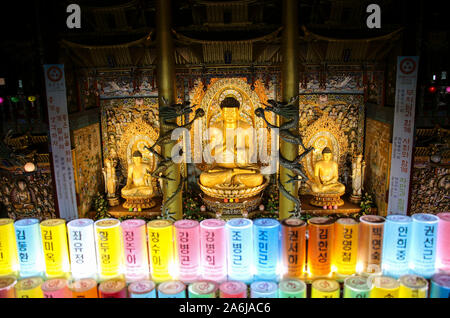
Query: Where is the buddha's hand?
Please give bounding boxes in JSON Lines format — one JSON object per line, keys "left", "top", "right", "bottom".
{"left": 233, "top": 168, "right": 256, "bottom": 174}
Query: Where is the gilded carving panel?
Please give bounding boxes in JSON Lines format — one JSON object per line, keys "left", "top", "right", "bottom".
{"left": 72, "top": 123, "right": 103, "bottom": 216}
{"left": 364, "top": 118, "right": 392, "bottom": 216}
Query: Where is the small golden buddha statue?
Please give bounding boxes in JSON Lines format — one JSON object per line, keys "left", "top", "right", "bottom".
{"left": 103, "top": 157, "right": 119, "bottom": 207}
{"left": 121, "top": 150, "right": 155, "bottom": 211}
{"left": 199, "top": 97, "right": 267, "bottom": 201}
{"left": 308, "top": 147, "right": 345, "bottom": 208}
{"left": 13, "top": 180, "right": 35, "bottom": 210}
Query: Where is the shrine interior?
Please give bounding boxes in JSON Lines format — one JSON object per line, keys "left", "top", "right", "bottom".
{"left": 0, "top": 0, "right": 449, "bottom": 301}
{"left": 0, "top": 0, "right": 447, "bottom": 221}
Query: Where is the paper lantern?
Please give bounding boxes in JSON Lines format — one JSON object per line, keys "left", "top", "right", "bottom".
{"left": 225, "top": 218, "right": 254, "bottom": 283}
{"left": 409, "top": 213, "right": 439, "bottom": 278}
{"left": 40, "top": 219, "right": 71, "bottom": 278}
{"left": 174, "top": 219, "right": 201, "bottom": 283}
{"left": 14, "top": 218, "right": 45, "bottom": 277}
{"left": 94, "top": 218, "right": 124, "bottom": 280}
{"left": 436, "top": 212, "right": 450, "bottom": 272}
{"left": 333, "top": 218, "right": 359, "bottom": 276}
{"left": 41, "top": 278, "right": 71, "bottom": 298}
{"left": 67, "top": 219, "right": 98, "bottom": 280}
{"left": 343, "top": 276, "right": 371, "bottom": 298}
{"left": 188, "top": 281, "right": 218, "bottom": 298}
{"left": 250, "top": 281, "right": 278, "bottom": 298}
{"left": 121, "top": 219, "right": 149, "bottom": 282}
{"left": 128, "top": 280, "right": 157, "bottom": 298}
{"left": 398, "top": 274, "right": 428, "bottom": 298}
{"left": 278, "top": 279, "right": 306, "bottom": 298}
{"left": 307, "top": 217, "right": 335, "bottom": 277}
{"left": 147, "top": 220, "right": 175, "bottom": 283}
{"left": 199, "top": 219, "right": 227, "bottom": 283}
{"left": 157, "top": 281, "right": 186, "bottom": 298}
{"left": 253, "top": 218, "right": 281, "bottom": 281}
{"left": 358, "top": 215, "right": 385, "bottom": 275}
{"left": 15, "top": 277, "right": 44, "bottom": 298}
{"left": 381, "top": 215, "right": 412, "bottom": 278}
{"left": 99, "top": 279, "right": 127, "bottom": 298}
{"left": 281, "top": 218, "right": 306, "bottom": 279}
{"left": 23, "top": 162, "right": 36, "bottom": 173}
{"left": 370, "top": 276, "right": 400, "bottom": 298}
{"left": 430, "top": 274, "right": 450, "bottom": 298}
{"left": 69, "top": 278, "right": 98, "bottom": 298}
{"left": 311, "top": 278, "right": 340, "bottom": 298}
{"left": 0, "top": 219, "right": 18, "bottom": 276}
{"left": 219, "top": 281, "right": 247, "bottom": 298}
{"left": 0, "top": 276, "right": 16, "bottom": 298}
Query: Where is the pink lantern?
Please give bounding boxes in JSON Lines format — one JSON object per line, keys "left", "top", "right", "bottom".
{"left": 121, "top": 219, "right": 149, "bottom": 282}
{"left": 199, "top": 219, "right": 227, "bottom": 283}
{"left": 174, "top": 220, "right": 201, "bottom": 283}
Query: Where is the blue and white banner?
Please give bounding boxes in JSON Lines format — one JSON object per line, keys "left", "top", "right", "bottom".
{"left": 44, "top": 64, "right": 78, "bottom": 220}
{"left": 387, "top": 56, "right": 419, "bottom": 215}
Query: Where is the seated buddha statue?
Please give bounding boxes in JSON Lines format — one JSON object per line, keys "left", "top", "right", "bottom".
{"left": 122, "top": 151, "right": 154, "bottom": 197}
{"left": 309, "top": 147, "right": 345, "bottom": 194}
{"left": 199, "top": 97, "right": 265, "bottom": 193}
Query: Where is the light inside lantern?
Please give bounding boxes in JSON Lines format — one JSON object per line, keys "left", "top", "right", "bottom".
{"left": 147, "top": 220, "right": 175, "bottom": 283}
{"left": 307, "top": 217, "right": 334, "bottom": 278}
{"left": 199, "top": 219, "right": 227, "bottom": 283}
{"left": 253, "top": 218, "right": 281, "bottom": 281}
{"left": 428, "top": 86, "right": 437, "bottom": 93}
{"left": 0, "top": 219, "right": 19, "bottom": 276}
{"left": 14, "top": 218, "right": 45, "bottom": 278}
{"left": 24, "top": 162, "right": 36, "bottom": 173}
{"left": 436, "top": 213, "right": 450, "bottom": 272}
{"left": 94, "top": 218, "right": 124, "bottom": 281}
{"left": 281, "top": 218, "right": 307, "bottom": 279}
{"left": 333, "top": 218, "right": 358, "bottom": 276}
{"left": 409, "top": 213, "right": 439, "bottom": 279}
{"left": 67, "top": 219, "right": 98, "bottom": 280}
{"left": 40, "top": 219, "right": 71, "bottom": 278}
{"left": 381, "top": 215, "right": 411, "bottom": 278}
{"left": 225, "top": 218, "right": 253, "bottom": 283}
{"left": 121, "top": 219, "right": 149, "bottom": 282}
{"left": 174, "top": 219, "right": 201, "bottom": 283}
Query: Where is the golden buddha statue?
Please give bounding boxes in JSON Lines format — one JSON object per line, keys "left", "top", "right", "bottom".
{"left": 12, "top": 180, "right": 35, "bottom": 210}
{"left": 103, "top": 157, "right": 119, "bottom": 207}
{"left": 308, "top": 147, "right": 345, "bottom": 208}
{"left": 199, "top": 96, "right": 267, "bottom": 201}
{"left": 121, "top": 150, "right": 155, "bottom": 211}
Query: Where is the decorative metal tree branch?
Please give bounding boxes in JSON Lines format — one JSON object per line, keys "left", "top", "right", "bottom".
{"left": 255, "top": 95, "right": 313, "bottom": 217}
{"left": 145, "top": 98, "right": 205, "bottom": 220}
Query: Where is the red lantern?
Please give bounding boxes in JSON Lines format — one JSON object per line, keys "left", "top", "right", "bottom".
{"left": 428, "top": 86, "right": 437, "bottom": 93}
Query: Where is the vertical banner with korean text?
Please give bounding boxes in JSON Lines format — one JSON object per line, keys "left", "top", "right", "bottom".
{"left": 44, "top": 64, "right": 78, "bottom": 221}
{"left": 387, "top": 56, "right": 419, "bottom": 215}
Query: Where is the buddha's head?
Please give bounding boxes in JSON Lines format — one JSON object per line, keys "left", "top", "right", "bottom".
{"left": 322, "top": 147, "right": 333, "bottom": 162}
{"left": 132, "top": 150, "right": 143, "bottom": 165}
{"left": 220, "top": 97, "right": 240, "bottom": 126}
{"left": 356, "top": 154, "right": 363, "bottom": 163}
{"left": 17, "top": 180, "right": 27, "bottom": 191}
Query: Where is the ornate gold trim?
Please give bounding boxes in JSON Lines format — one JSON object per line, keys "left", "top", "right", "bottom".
{"left": 300, "top": 113, "right": 349, "bottom": 182}
{"left": 117, "top": 118, "right": 159, "bottom": 172}
{"left": 198, "top": 177, "right": 269, "bottom": 200}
